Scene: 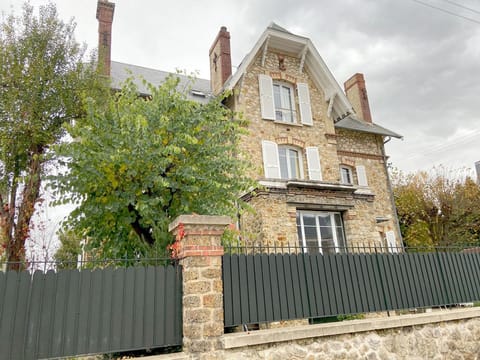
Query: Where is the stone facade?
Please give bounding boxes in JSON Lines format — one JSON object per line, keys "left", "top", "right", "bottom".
{"left": 223, "top": 318, "right": 480, "bottom": 359}
{"left": 228, "top": 41, "right": 400, "bottom": 250}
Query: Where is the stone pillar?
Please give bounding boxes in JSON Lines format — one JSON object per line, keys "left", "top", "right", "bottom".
{"left": 169, "top": 215, "right": 230, "bottom": 359}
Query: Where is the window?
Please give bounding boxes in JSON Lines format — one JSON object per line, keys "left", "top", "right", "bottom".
{"left": 273, "top": 83, "right": 296, "bottom": 123}
{"left": 296, "top": 211, "right": 346, "bottom": 254}
{"left": 262, "top": 141, "right": 322, "bottom": 180}
{"left": 258, "top": 74, "right": 313, "bottom": 125}
{"left": 340, "top": 166, "right": 353, "bottom": 184}
{"left": 279, "top": 146, "right": 302, "bottom": 179}
{"left": 339, "top": 165, "right": 369, "bottom": 187}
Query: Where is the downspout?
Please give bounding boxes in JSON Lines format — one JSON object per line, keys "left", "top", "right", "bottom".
{"left": 382, "top": 136, "right": 404, "bottom": 250}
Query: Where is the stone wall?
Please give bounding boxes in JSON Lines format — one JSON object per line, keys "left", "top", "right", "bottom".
{"left": 223, "top": 309, "right": 480, "bottom": 360}
{"left": 159, "top": 216, "right": 480, "bottom": 360}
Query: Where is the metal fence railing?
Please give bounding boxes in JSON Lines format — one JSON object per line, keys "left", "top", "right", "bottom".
{"left": 0, "top": 258, "right": 182, "bottom": 360}
{"left": 223, "top": 246, "right": 480, "bottom": 327}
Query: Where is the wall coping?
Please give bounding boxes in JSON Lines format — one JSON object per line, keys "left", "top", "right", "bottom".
{"left": 168, "top": 214, "right": 231, "bottom": 232}
{"left": 223, "top": 307, "right": 480, "bottom": 349}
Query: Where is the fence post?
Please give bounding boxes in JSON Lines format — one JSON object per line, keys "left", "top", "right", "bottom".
{"left": 169, "top": 215, "right": 230, "bottom": 359}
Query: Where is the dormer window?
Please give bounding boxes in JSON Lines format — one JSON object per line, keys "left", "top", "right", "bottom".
{"left": 258, "top": 74, "right": 313, "bottom": 125}
{"left": 273, "top": 82, "right": 296, "bottom": 123}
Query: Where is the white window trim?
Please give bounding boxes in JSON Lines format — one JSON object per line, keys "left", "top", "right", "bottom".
{"left": 297, "top": 211, "right": 346, "bottom": 254}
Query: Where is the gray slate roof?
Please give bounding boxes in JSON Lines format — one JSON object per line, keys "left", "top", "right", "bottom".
{"left": 335, "top": 116, "right": 402, "bottom": 139}
{"left": 110, "top": 61, "right": 212, "bottom": 103}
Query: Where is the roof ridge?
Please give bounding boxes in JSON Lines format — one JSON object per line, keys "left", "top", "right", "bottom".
{"left": 268, "top": 22, "right": 292, "bottom": 34}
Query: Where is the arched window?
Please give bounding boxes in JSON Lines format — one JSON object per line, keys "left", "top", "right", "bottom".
{"left": 278, "top": 145, "right": 303, "bottom": 179}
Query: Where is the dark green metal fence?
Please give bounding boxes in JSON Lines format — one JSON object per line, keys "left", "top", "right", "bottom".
{"left": 0, "top": 263, "right": 182, "bottom": 359}
{"left": 223, "top": 249, "right": 480, "bottom": 327}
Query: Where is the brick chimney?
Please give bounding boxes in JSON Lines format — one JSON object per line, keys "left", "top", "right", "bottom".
{"left": 96, "top": 0, "right": 115, "bottom": 76}
{"left": 209, "top": 26, "right": 232, "bottom": 95}
{"left": 344, "top": 73, "right": 372, "bottom": 123}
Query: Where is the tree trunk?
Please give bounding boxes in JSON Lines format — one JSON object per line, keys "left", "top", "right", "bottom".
{"left": 7, "top": 151, "right": 43, "bottom": 270}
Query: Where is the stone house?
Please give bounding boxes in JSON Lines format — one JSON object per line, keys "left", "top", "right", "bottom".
{"left": 97, "top": 1, "right": 402, "bottom": 253}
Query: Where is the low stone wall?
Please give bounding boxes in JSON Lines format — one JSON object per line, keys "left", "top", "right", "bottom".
{"left": 223, "top": 308, "right": 480, "bottom": 359}
{"left": 148, "top": 216, "right": 480, "bottom": 360}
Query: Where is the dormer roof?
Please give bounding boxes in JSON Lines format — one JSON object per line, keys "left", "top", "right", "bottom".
{"left": 224, "top": 23, "right": 401, "bottom": 138}
{"left": 223, "top": 22, "right": 353, "bottom": 121}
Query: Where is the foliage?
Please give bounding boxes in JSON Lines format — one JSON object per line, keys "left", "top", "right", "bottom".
{"left": 0, "top": 3, "right": 106, "bottom": 268}
{"left": 392, "top": 167, "right": 480, "bottom": 248}
{"left": 51, "top": 76, "right": 255, "bottom": 259}
{"left": 53, "top": 228, "right": 83, "bottom": 269}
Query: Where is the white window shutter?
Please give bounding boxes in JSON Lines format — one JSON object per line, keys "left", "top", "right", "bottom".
{"left": 306, "top": 147, "right": 322, "bottom": 181}
{"left": 297, "top": 83, "right": 313, "bottom": 125}
{"left": 386, "top": 231, "right": 397, "bottom": 253}
{"left": 356, "top": 165, "right": 368, "bottom": 187}
{"left": 258, "top": 74, "right": 275, "bottom": 120}
{"left": 261, "top": 140, "right": 280, "bottom": 179}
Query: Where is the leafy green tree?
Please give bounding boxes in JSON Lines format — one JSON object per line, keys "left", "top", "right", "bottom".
{"left": 392, "top": 167, "right": 480, "bottom": 248}
{"left": 53, "top": 228, "right": 83, "bottom": 269}
{"left": 0, "top": 3, "right": 106, "bottom": 268}
{"left": 51, "top": 76, "right": 254, "bottom": 259}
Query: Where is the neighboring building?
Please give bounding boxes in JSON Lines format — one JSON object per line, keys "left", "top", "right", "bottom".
{"left": 96, "top": 1, "right": 402, "bottom": 253}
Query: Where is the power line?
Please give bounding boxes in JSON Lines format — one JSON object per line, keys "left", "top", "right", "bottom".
{"left": 439, "top": 0, "right": 480, "bottom": 15}
{"left": 399, "top": 129, "right": 480, "bottom": 161}
{"left": 412, "top": 0, "right": 480, "bottom": 24}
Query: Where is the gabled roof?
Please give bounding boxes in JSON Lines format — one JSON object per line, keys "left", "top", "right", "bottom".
{"left": 223, "top": 22, "right": 353, "bottom": 120}
{"left": 335, "top": 116, "right": 403, "bottom": 139}
{"left": 110, "top": 61, "right": 212, "bottom": 103}
{"left": 224, "top": 23, "right": 401, "bottom": 139}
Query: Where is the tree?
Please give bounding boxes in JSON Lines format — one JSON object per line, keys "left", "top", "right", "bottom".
{"left": 0, "top": 3, "right": 105, "bottom": 268}
{"left": 51, "top": 76, "right": 254, "bottom": 259}
{"left": 392, "top": 167, "right": 480, "bottom": 248}
{"left": 53, "top": 228, "right": 83, "bottom": 269}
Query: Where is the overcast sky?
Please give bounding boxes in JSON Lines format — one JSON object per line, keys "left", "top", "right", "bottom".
{"left": 2, "top": 0, "right": 479, "bottom": 175}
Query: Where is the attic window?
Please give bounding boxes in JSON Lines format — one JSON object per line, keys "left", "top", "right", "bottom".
{"left": 273, "top": 82, "right": 296, "bottom": 123}
{"left": 191, "top": 90, "right": 206, "bottom": 97}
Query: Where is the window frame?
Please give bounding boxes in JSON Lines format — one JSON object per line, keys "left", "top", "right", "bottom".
{"left": 273, "top": 81, "right": 297, "bottom": 123}
{"left": 296, "top": 210, "right": 346, "bottom": 254}
{"left": 340, "top": 165, "right": 353, "bottom": 185}
{"left": 278, "top": 145, "right": 304, "bottom": 180}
